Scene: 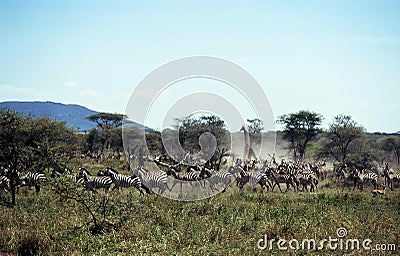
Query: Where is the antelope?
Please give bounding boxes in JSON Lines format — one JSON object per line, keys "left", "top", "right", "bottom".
{"left": 371, "top": 184, "right": 386, "bottom": 197}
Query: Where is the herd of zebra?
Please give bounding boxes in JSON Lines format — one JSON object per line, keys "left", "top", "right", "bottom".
{"left": 1, "top": 157, "right": 400, "bottom": 196}
{"left": 0, "top": 168, "right": 46, "bottom": 193}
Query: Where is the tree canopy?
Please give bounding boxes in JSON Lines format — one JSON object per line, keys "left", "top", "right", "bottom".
{"left": 277, "top": 110, "right": 323, "bottom": 160}
{"left": 319, "top": 115, "right": 364, "bottom": 162}
{"left": 86, "top": 112, "right": 126, "bottom": 156}
{"left": 0, "top": 110, "right": 77, "bottom": 205}
{"left": 173, "top": 115, "right": 229, "bottom": 152}
{"left": 378, "top": 136, "right": 400, "bottom": 165}
{"left": 86, "top": 113, "right": 126, "bottom": 130}
{"left": 246, "top": 118, "right": 264, "bottom": 134}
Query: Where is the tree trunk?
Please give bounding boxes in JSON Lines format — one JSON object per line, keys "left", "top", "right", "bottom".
{"left": 10, "top": 156, "right": 18, "bottom": 206}
{"left": 10, "top": 170, "right": 18, "bottom": 206}
{"left": 299, "top": 143, "right": 307, "bottom": 160}
{"left": 11, "top": 178, "right": 16, "bottom": 206}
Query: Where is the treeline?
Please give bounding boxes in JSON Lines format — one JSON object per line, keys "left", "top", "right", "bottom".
{"left": 278, "top": 110, "right": 400, "bottom": 170}
{"left": 1, "top": 109, "right": 399, "bottom": 174}
{"left": 0, "top": 110, "right": 76, "bottom": 204}
{"left": 0, "top": 111, "right": 127, "bottom": 172}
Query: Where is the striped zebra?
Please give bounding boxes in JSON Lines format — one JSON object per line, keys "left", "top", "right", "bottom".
{"left": 353, "top": 169, "right": 378, "bottom": 191}
{"left": 236, "top": 169, "right": 269, "bottom": 192}
{"left": 166, "top": 168, "right": 205, "bottom": 191}
{"left": 205, "top": 165, "right": 243, "bottom": 192}
{"left": 18, "top": 172, "right": 47, "bottom": 193}
{"left": 78, "top": 168, "right": 113, "bottom": 192}
{"left": 296, "top": 171, "right": 318, "bottom": 193}
{"left": 309, "top": 162, "right": 327, "bottom": 181}
{"left": 264, "top": 167, "right": 296, "bottom": 193}
{"left": 0, "top": 176, "right": 10, "bottom": 192}
{"left": 339, "top": 169, "right": 358, "bottom": 192}
{"left": 209, "top": 170, "right": 236, "bottom": 192}
{"left": 383, "top": 163, "right": 400, "bottom": 190}
{"left": 104, "top": 168, "right": 143, "bottom": 195}
{"left": 133, "top": 167, "right": 168, "bottom": 194}
{"left": 394, "top": 172, "right": 400, "bottom": 189}
{"left": 166, "top": 168, "right": 204, "bottom": 181}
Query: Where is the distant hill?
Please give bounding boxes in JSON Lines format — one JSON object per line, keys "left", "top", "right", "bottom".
{"left": 0, "top": 101, "right": 151, "bottom": 132}
{"left": 0, "top": 101, "right": 98, "bottom": 131}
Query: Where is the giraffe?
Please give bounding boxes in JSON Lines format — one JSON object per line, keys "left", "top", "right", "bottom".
{"left": 240, "top": 125, "right": 256, "bottom": 160}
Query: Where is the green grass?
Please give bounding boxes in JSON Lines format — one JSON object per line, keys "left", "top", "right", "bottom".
{"left": 1, "top": 161, "right": 399, "bottom": 255}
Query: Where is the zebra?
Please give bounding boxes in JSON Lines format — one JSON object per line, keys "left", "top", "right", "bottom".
{"left": 0, "top": 176, "right": 10, "bottom": 192}
{"left": 264, "top": 167, "right": 296, "bottom": 193}
{"left": 18, "top": 172, "right": 47, "bottom": 193}
{"left": 339, "top": 169, "right": 359, "bottom": 192}
{"left": 236, "top": 169, "right": 270, "bottom": 192}
{"left": 167, "top": 167, "right": 205, "bottom": 181}
{"left": 383, "top": 163, "right": 400, "bottom": 190}
{"left": 166, "top": 168, "right": 207, "bottom": 191}
{"left": 206, "top": 164, "right": 244, "bottom": 192}
{"left": 296, "top": 171, "right": 318, "bottom": 193}
{"left": 393, "top": 172, "right": 400, "bottom": 189}
{"left": 354, "top": 169, "right": 378, "bottom": 191}
{"left": 104, "top": 168, "right": 143, "bottom": 194}
{"left": 309, "top": 162, "right": 327, "bottom": 181}
{"left": 208, "top": 170, "right": 237, "bottom": 192}
{"left": 133, "top": 167, "right": 168, "bottom": 194}
{"left": 383, "top": 163, "right": 395, "bottom": 190}
{"left": 78, "top": 168, "right": 113, "bottom": 192}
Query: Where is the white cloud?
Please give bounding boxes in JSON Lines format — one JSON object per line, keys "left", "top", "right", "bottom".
{"left": 64, "top": 81, "right": 77, "bottom": 87}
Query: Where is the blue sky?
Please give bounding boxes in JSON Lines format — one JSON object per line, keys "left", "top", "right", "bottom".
{"left": 0, "top": 0, "right": 399, "bottom": 132}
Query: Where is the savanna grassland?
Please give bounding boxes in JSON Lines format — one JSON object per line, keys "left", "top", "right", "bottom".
{"left": 1, "top": 158, "right": 399, "bottom": 256}
{"left": 1, "top": 111, "right": 400, "bottom": 255}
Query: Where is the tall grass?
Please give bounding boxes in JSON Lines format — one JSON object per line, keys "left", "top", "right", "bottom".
{"left": 0, "top": 161, "right": 399, "bottom": 255}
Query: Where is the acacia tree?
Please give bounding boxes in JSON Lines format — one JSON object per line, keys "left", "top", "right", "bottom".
{"left": 86, "top": 113, "right": 126, "bottom": 156}
{"left": 246, "top": 118, "right": 264, "bottom": 145}
{"left": 174, "top": 114, "right": 229, "bottom": 152}
{"left": 168, "top": 114, "right": 229, "bottom": 168}
{"left": 278, "top": 110, "right": 323, "bottom": 160}
{"left": 319, "top": 115, "right": 364, "bottom": 162}
{"left": 86, "top": 113, "right": 126, "bottom": 130}
{"left": 247, "top": 118, "right": 264, "bottom": 134}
